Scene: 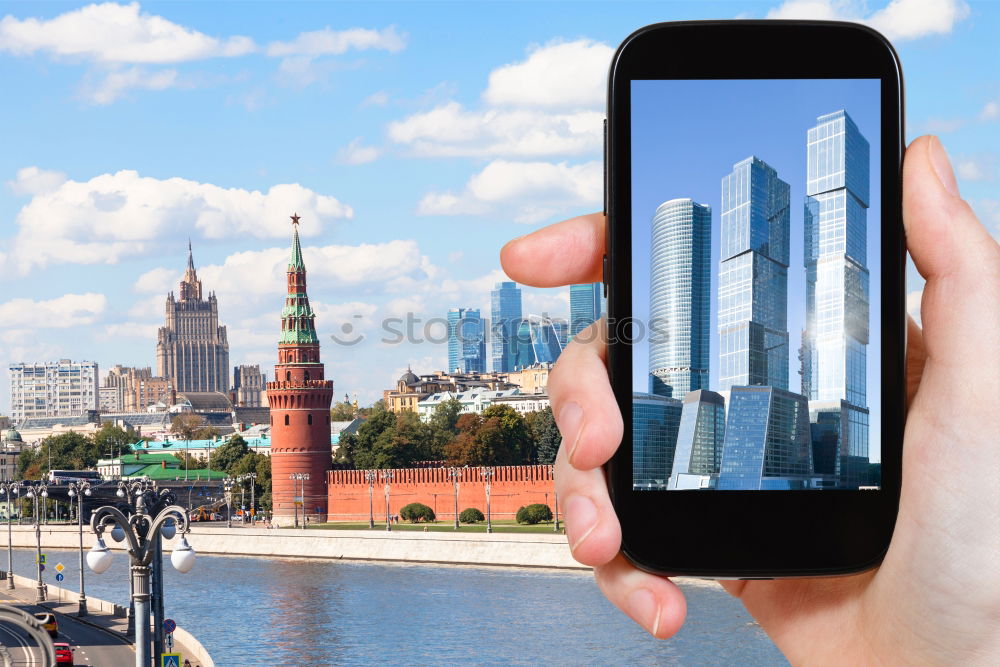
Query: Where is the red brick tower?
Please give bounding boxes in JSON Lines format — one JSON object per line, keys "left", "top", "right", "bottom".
{"left": 267, "top": 214, "right": 333, "bottom": 524}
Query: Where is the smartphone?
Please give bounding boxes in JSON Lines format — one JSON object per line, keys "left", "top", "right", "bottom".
{"left": 604, "top": 21, "right": 905, "bottom": 577}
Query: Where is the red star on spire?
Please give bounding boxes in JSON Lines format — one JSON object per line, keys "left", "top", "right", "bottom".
{"left": 290, "top": 213, "right": 301, "bottom": 225}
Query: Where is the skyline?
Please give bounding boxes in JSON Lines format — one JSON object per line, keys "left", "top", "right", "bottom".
{"left": 2, "top": 1, "right": 999, "bottom": 418}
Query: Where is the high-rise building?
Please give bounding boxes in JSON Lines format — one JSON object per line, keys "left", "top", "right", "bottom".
{"left": 717, "top": 385, "right": 814, "bottom": 490}
{"left": 648, "top": 198, "right": 712, "bottom": 398}
{"left": 447, "top": 308, "right": 486, "bottom": 373}
{"left": 156, "top": 242, "right": 230, "bottom": 393}
{"left": 490, "top": 281, "right": 522, "bottom": 373}
{"left": 569, "top": 283, "right": 603, "bottom": 337}
{"left": 510, "top": 316, "right": 564, "bottom": 369}
{"left": 718, "top": 157, "right": 791, "bottom": 391}
{"left": 8, "top": 360, "right": 99, "bottom": 423}
{"left": 98, "top": 385, "right": 124, "bottom": 413}
{"left": 801, "top": 110, "right": 871, "bottom": 487}
{"left": 632, "top": 392, "right": 683, "bottom": 490}
{"left": 233, "top": 364, "right": 266, "bottom": 407}
{"left": 669, "top": 389, "right": 726, "bottom": 489}
{"left": 267, "top": 215, "right": 334, "bottom": 524}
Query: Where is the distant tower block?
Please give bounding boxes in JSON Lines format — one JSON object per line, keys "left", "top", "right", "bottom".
{"left": 267, "top": 214, "right": 334, "bottom": 523}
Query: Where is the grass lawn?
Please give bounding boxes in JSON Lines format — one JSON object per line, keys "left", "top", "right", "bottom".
{"left": 301, "top": 519, "right": 565, "bottom": 534}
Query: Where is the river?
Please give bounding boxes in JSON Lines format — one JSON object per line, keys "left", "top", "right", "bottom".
{"left": 8, "top": 548, "right": 787, "bottom": 666}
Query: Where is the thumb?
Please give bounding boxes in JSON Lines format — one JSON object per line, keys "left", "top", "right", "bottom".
{"left": 903, "top": 135, "right": 1000, "bottom": 371}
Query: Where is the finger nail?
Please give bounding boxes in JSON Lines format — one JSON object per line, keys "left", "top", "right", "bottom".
{"left": 557, "top": 401, "right": 584, "bottom": 464}
{"left": 565, "top": 494, "right": 598, "bottom": 553}
{"left": 627, "top": 588, "right": 661, "bottom": 637}
{"left": 928, "top": 136, "right": 960, "bottom": 198}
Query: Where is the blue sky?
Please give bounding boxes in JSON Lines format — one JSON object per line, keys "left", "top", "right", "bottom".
{"left": 0, "top": 1, "right": 998, "bottom": 417}
{"left": 630, "top": 78, "right": 882, "bottom": 458}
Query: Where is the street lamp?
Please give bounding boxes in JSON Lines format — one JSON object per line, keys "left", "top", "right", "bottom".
{"left": 67, "top": 482, "right": 93, "bottom": 616}
{"left": 381, "top": 471, "right": 394, "bottom": 532}
{"left": 548, "top": 464, "right": 560, "bottom": 533}
{"left": 236, "top": 472, "right": 257, "bottom": 525}
{"left": 223, "top": 477, "right": 234, "bottom": 528}
{"left": 448, "top": 468, "right": 461, "bottom": 530}
{"left": 25, "top": 483, "right": 48, "bottom": 603}
{"left": 480, "top": 467, "right": 494, "bottom": 534}
{"left": 289, "top": 473, "right": 309, "bottom": 529}
{"left": 0, "top": 482, "right": 23, "bottom": 590}
{"left": 88, "top": 495, "right": 194, "bottom": 667}
{"left": 365, "top": 471, "right": 376, "bottom": 529}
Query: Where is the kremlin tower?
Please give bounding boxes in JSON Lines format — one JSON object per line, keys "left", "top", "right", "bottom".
{"left": 267, "top": 214, "right": 334, "bottom": 524}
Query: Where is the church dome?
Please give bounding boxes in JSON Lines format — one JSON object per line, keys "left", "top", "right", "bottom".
{"left": 399, "top": 367, "right": 419, "bottom": 386}
{"left": 3, "top": 428, "right": 22, "bottom": 443}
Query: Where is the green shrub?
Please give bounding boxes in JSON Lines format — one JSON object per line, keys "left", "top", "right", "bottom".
{"left": 516, "top": 503, "right": 553, "bottom": 525}
{"left": 400, "top": 502, "right": 435, "bottom": 523}
{"left": 459, "top": 507, "right": 485, "bottom": 524}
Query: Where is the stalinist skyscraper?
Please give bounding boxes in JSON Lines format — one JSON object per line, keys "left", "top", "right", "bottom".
{"left": 156, "top": 242, "right": 230, "bottom": 393}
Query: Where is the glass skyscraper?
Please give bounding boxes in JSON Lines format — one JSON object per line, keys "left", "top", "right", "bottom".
{"left": 447, "top": 308, "right": 486, "bottom": 373}
{"left": 569, "top": 283, "right": 603, "bottom": 337}
{"left": 510, "top": 315, "right": 564, "bottom": 369}
{"left": 718, "top": 157, "right": 791, "bottom": 391}
{"left": 717, "top": 386, "right": 814, "bottom": 490}
{"left": 632, "top": 392, "right": 683, "bottom": 490}
{"left": 490, "top": 281, "right": 522, "bottom": 373}
{"left": 648, "top": 198, "right": 712, "bottom": 398}
{"left": 801, "top": 110, "right": 871, "bottom": 487}
{"left": 668, "top": 389, "right": 726, "bottom": 489}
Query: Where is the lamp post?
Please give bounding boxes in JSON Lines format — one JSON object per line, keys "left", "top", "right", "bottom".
{"left": 223, "top": 478, "right": 234, "bottom": 528}
{"left": 365, "top": 471, "right": 376, "bottom": 529}
{"left": 381, "top": 471, "right": 394, "bottom": 532}
{"left": 0, "top": 482, "right": 23, "bottom": 590}
{"left": 448, "top": 468, "right": 460, "bottom": 530}
{"left": 115, "top": 477, "right": 153, "bottom": 636}
{"left": 480, "top": 467, "right": 494, "bottom": 534}
{"left": 25, "top": 483, "right": 48, "bottom": 603}
{"left": 88, "top": 497, "right": 195, "bottom": 667}
{"left": 549, "top": 464, "right": 560, "bottom": 533}
{"left": 236, "top": 473, "right": 257, "bottom": 525}
{"left": 66, "top": 482, "right": 92, "bottom": 616}
{"left": 289, "top": 473, "right": 309, "bottom": 529}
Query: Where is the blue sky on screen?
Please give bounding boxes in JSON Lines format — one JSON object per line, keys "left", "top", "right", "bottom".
{"left": 630, "top": 78, "right": 881, "bottom": 458}
{"left": 0, "top": 1, "right": 997, "bottom": 418}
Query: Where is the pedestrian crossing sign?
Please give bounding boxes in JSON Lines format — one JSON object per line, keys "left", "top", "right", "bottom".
{"left": 161, "top": 654, "right": 181, "bottom": 667}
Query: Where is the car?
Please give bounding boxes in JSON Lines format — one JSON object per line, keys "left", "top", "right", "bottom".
{"left": 52, "top": 642, "right": 74, "bottom": 665}
{"left": 33, "top": 612, "right": 58, "bottom": 638}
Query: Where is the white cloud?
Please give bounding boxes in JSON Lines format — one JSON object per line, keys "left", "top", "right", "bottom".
{"left": 417, "top": 159, "right": 602, "bottom": 224}
{"left": 0, "top": 2, "right": 255, "bottom": 64}
{"left": 980, "top": 101, "right": 1000, "bottom": 122}
{"left": 134, "top": 267, "right": 177, "bottom": 294}
{"left": 82, "top": 66, "right": 179, "bottom": 104}
{"left": 5, "top": 166, "right": 66, "bottom": 195}
{"left": 102, "top": 322, "right": 159, "bottom": 339}
{"left": 483, "top": 39, "right": 613, "bottom": 109}
{"left": 337, "top": 137, "right": 380, "bottom": 165}
{"left": 266, "top": 26, "right": 405, "bottom": 57}
{"left": 955, "top": 154, "right": 996, "bottom": 182}
{"left": 388, "top": 102, "right": 602, "bottom": 158}
{"left": 765, "top": 0, "right": 970, "bottom": 41}
{"left": 0, "top": 293, "right": 107, "bottom": 329}
{"left": 906, "top": 289, "right": 923, "bottom": 325}
{"left": 8, "top": 169, "right": 353, "bottom": 272}
{"left": 361, "top": 90, "right": 389, "bottom": 108}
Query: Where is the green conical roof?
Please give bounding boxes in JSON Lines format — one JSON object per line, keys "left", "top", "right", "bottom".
{"left": 289, "top": 224, "right": 305, "bottom": 270}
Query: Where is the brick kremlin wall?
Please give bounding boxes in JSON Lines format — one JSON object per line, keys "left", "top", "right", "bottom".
{"left": 327, "top": 465, "right": 557, "bottom": 522}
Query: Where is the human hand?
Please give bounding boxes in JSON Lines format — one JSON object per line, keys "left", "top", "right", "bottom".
{"left": 499, "top": 135, "right": 1000, "bottom": 664}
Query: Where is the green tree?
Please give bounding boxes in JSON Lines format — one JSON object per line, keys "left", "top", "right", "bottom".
{"left": 229, "top": 451, "right": 271, "bottom": 512}
{"left": 93, "top": 422, "right": 137, "bottom": 458}
{"left": 212, "top": 434, "right": 250, "bottom": 474}
{"left": 170, "top": 413, "right": 206, "bottom": 441}
{"left": 330, "top": 401, "right": 356, "bottom": 421}
{"left": 359, "top": 399, "right": 385, "bottom": 416}
{"left": 400, "top": 502, "right": 435, "bottom": 522}
{"left": 194, "top": 426, "right": 220, "bottom": 440}
{"left": 173, "top": 451, "right": 207, "bottom": 470}
{"left": 525, "top": 407, "right": 560, "bottom": 465}
{"left": 18, "top": 431, "right": 99, "bottom": 480}
{"left": 446, "top": 405, "right": 532, "bottom": 466}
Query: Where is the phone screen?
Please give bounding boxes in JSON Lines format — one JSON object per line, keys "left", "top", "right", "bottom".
{"left": 630, "top": 79, "right": 881, "bottom": 492}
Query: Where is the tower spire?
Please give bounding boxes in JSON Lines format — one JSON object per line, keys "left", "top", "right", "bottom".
{"left": 187, "top": 238, "right": 195, "bottom": 271}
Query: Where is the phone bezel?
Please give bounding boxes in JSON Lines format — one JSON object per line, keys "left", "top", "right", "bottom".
{"left": 605, "top": 20, "right": 906, "bottom": 577}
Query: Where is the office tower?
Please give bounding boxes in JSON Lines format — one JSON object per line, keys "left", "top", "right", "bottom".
{"left": 552, "top": 321, "right": 569, "bottom": 348}
{"left": 233, "top": 364, "right": 266, "bottom": 407}
{"left": 267, "top": 215, "right": 334, "bottom": 523}
{"left": 718, "top": 157, "right": 791, "bottom": 391}
{"left": 510, "top": 315, "right": 564, "bottom": 369}
{"left": 632, "top": 392, "right": 683, "bottom": 490}
{"left": 447, "top": 308, "right": 486, "bottom": 373}
{"left": 156, "top": 241, "right": 230, "bottom": 393}
{"left": 648, "top": 199, "right": 712, "bottom": 398}
{"left": 8, "top": 360, "right": 99, "bottom": 422}
{"left": 569, "top": 283, "right": 603, "bottom": 337}
{"left": 669, "top": 389, "right": 726, "bottom": 489}
{"left": 490, "top": 281, "right": 523, "bottom": 373}
{"left": 717, "top": 386, "right": 813, "bottom": 490}
{"left": 801, "top": 110, "right": 871, "bottom": 487}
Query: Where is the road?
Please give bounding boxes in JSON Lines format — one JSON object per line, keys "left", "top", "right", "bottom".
{"left": 0, "top": 592, "right": 133, "bottom": 666}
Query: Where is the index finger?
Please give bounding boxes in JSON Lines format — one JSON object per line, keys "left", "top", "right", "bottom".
{"left": 500, "top": 212, "right": 605, "bottom": 287}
